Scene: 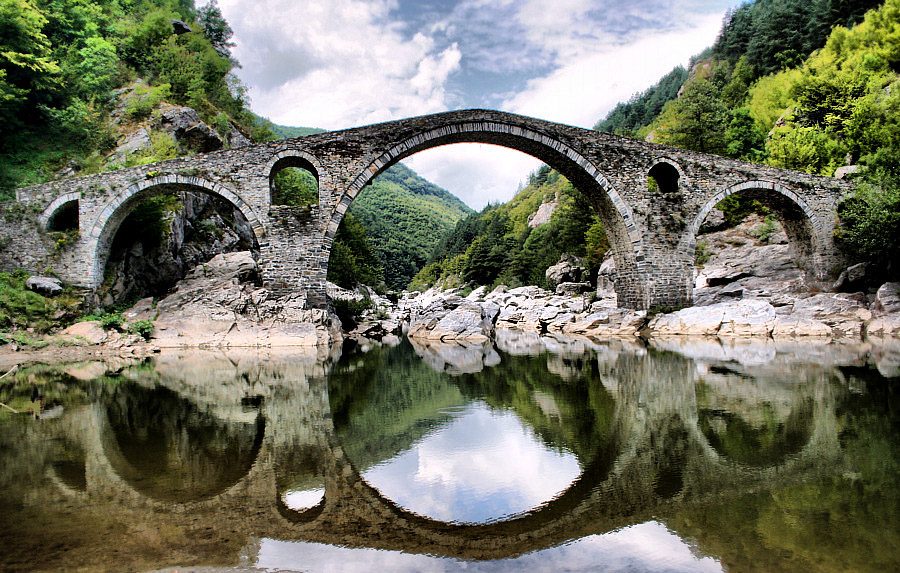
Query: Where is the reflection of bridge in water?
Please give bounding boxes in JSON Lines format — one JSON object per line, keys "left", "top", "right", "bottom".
{"left": 15, "top": 341, "right": 853, "bottom": 565}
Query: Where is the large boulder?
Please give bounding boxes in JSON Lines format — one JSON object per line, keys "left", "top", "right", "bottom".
{"left": 407, "top": 296, "right": 499, "bottom": 342}
{"left": 156, "top": 105, "right": 223, "bottom": 152}
{"left": 647, "top": 299, "right": 776, "bottom": 337}
{"left": 147, "top": 251, "right": 342, "bottom": 347}
{"left": 25, "top": 276, "right": 62, "bottom": 296}
{"left": 873, "top": 282, "right": 900, "bottom": 315}
{"left": 545, "top": 254, "right": 585, "bottom": 286}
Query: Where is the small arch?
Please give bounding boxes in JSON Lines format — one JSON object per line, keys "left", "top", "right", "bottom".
{"left": 87, "top": 174, "right": 266, "bottom": 289}
{"left": 680, "top": 180, "right": 824, "bottom": 277}
{"left": 39, "top": 192, "right": 81, "bottom": 231}
{"left": 267, "top": 150, "right": 325, "bottom": 209}
{"left": 648, "top": 158, "right": 684, "bottom": 194}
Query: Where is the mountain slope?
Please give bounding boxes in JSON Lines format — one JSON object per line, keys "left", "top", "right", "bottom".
{"left": 347, "top": 163, "right": 474, "bottom": 290}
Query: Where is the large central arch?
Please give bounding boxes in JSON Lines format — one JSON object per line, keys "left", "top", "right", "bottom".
{"left": 325, "top": 119, "right": 645, "bottom": 303}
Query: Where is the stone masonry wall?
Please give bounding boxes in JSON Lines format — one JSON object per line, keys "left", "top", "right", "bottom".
{"left": 2, "top": 109, "right": 855, "bottom": 310}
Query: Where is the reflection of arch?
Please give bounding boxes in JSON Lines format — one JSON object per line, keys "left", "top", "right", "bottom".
{"left": 101, "top": 384, "right": 265, "bottom": 503}
{"left": 266, "top": 150, "right": 327, "bottom": 208}
{"left": 680, "top": 180, "right": 824, "bottom": 276}
{"left": 328, "top": 119, "right": 643, "bottom": 297}
{"left": 87, "top": 175, "right": 266, "bottom": 288}
{"left": 39, "top": 191, "right": 80, "bottom": 230}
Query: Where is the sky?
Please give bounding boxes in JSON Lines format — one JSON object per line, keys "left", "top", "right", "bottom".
{"left": 212, "top": 0, "right": 739, "bottom": 209}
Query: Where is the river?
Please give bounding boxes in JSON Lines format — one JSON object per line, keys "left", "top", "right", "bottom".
{"left": 1, "top": 333, "right": 898, "bottom": 571}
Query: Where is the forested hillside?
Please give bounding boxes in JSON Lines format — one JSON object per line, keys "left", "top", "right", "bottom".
{"left": 0, "top": 0, "right": 280, "bottom": 196}
{"left": 409, "top": 166, "right": 608, "bottom": 291}
{"left": 596, "top": 0, "right": 899, "bottom": 271}
{"left": 419, "top": 0, "right": 899, "bottom": 292}
{"left": 342, "top": 163, "right": 473, "bottom": 291}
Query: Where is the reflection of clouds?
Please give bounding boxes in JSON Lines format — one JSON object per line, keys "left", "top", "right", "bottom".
{"left": 283, "top": 488, "right": 325, "bottom": 511}
{"left": 362, "top": 402, "right": 580, "bottom": 524}
{"left": 255, "top": 521, "right": 722, "bottom": 572}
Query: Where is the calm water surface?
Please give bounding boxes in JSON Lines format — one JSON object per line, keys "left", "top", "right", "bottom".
{"left": 1, "top": 333, "right": 898, "bottom": 572}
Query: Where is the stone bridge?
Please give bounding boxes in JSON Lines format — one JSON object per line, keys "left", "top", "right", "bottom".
{"left": 5, "top": 346, "right": 850, "bottom": 566}
{"left": 4, "top": 109, "right": 853, "bottom": 309}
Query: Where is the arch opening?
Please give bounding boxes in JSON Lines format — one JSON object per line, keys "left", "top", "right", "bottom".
{"left": 101, "top": 382, "right": 265, "bottom": 503}
{"left": 685, "top": 182, "right": 823, "bottom": 301}
{"left": 45, "top": 199, "right": 79, "bottom": 232}
{"left": 326, "top": 123, "right": 640, "bottom": 305}
{"left": 270, "top": 156, "right": 319, "bottom": 209}
{"left": 648, "top": 162, "right": 680, "bottom": 194}
{"left": 93, "top": 181, "right": 262, "bottom": 306}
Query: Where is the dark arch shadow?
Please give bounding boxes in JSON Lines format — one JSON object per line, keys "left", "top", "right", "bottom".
{"left": 100, "top": 383, "right": 265, "bottom": 503}
{"left": 87, "top": 175, "right": 265, "bottom": 289}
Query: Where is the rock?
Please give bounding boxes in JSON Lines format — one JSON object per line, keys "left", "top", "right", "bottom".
{"left": 407, "top": 297, "right": 498, "bottom": 342}
{"left": 556, "top": 282, "right": 592, "bottom": 296}
{"left": 528, "top": 194, "right": 558, "bottom": 228}
{"left": 832, "top": 262, "right": 869, "bottom": 292}
{"left": 596, "top": 255, "right": 616, "bottom": 298}
{"left": 545, "top": 254, "right": 585, "bottom": 286}
{"left": 25, "top": 276, "right": 62, "bottom": 296}
{"left": 227, "top": 127, "right": 252, "bottom": 148}
{"left": 699, "top": 207, "right": 726, "bottom": 233}
{"left": 150, "top": 251, "right": 342, "bottom": 347}
{"left": 873, "top": 282, "right": 900, "bottom": 315}
{"left": 834, "top": 165, "right": 859, "bottom": 179}
{"left": 171, "top": 19, "right": 192, "bottom": 34}
{"left": 561, "top": 308, "right": 647, "bottom": 337}
{"left": 156, "top": 106, "right": 223, "bottom": 152}
{"left": 772, "top": 316, "right": 832, "bottom": 338}
{"left": 61, "top": 321, "right": 107, "bottom": 344}
{"left": 648, "top": 299, "right": 776, "bottom": 337}
{"left": 124, "top": 297, "right": 155, "bottom": 321}
{"left": 408, "top": 337, "right": 500, "bottom": 375}
{"left": 865, "top": 315, "right": 900, "bottom": 338}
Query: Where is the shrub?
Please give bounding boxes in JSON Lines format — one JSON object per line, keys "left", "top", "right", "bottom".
{"left": 100, "top": 312, "right": 124, "bottom": 331}
{"left": 332, "top": 297, "right": 372, "bottom": 330}
{"left": 126, "top": 320, "right": 154, "bottom": 340}
{"left": 695, "top": 241, "right": 713, "bottom": 267}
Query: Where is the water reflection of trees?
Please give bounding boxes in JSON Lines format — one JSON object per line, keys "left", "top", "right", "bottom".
{"left": 104, "top": 383, "right": 264, "bottom": 502}
{"left": 328, "top": 339, "right": 617, "bottom": 473}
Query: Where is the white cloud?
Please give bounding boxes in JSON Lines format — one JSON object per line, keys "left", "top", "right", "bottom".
{"left": 403, "top": 145, "right": 542, "bottom": 210}
{"left": 216, "top": 0, "right": 461, "bottom": 129}
{"left": 502, "top": 12, "right": 726, "bottom": 128}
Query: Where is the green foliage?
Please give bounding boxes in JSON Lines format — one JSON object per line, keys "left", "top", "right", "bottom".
{"left": 327, "top": 213, "right": 383, "bottom": 289}
{"left": 196, "top": 0, "right": 233, "bottom": 57}
{"left": 126, "top": 319, "right": 154, "bottom": 340}
{"left": 124, "top": 82, "right": 171, "bottom": 119}
{"left": 655, "top": 79, "right": 730, "bottom": 155}
{"left": 0, "top": 270, "right": 80, "bottom": 332}
{"left": 765, "top": 125, "right": 846, "bottom": 174}
{"left": 99, "top": 311, "right": 124, "bottom": 330}
{"left": 595, "top": 66, "right": 688, "bottom": 135}
{"left": 695, "top": 241, "right": 713, "bottom": 266}
{"left": 413, "top": 170, "right": 609, "bottom": 290}
{"left": 271, "top": 166, "right": 317, "bottom": 207}
{"left": 716, "top": 194, "right": 769, "bottom": 227}
{"left": 751, "top": 215, "right": 779, "bottom": 243}
{"left": 331, "top": 296, "right": 372, "bottom": 329}
{"left": 725, "top": 107, "right": 766, "bottom": 160}
{"left": 340, "top": 163, "right": 473, "bottom": 290}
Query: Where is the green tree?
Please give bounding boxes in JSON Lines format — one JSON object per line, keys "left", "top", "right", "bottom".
{"left": 197, "top": 0, "right": 234, "bottom": 58}
{"left": 0, "top": 0, "right": 60, "bottom": 127}
{"left": 327, "top": 213, "right": 383, "bottom": 289}
{"left": 655, "top": 79, "right": 730, "bottom": 155}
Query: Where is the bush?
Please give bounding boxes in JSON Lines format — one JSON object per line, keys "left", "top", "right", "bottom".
{"left": 100, "top": 312, "right": 124, "bottom": 331}
{"left": 332, "top": 297, "right": 372, "bottom": 330}
{"left": 126, "top": 319, "right": 154, "bottom": 340}
{"left": 695, "top": 241, "right": 713, "bottom": 267}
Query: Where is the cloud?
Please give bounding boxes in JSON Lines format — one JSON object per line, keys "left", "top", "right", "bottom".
{"left": 501, "top": 11, "right": 726, "bottom": 128}
{"left": 403, "top": 145, "right": 542, "bottom": 209}
{"left": 217, "top": 0, "right": 462, "bottom": 128}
